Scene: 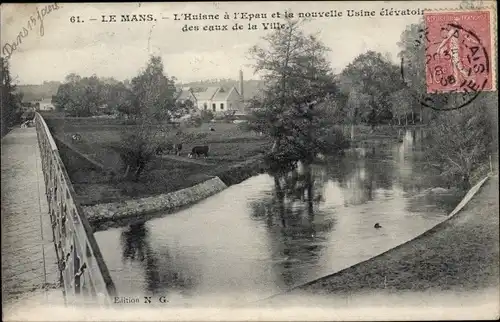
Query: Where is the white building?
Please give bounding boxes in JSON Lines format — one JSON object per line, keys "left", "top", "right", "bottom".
{"left": 32, "top": 98, "right": 55, "bottom": 111}
{"left": 195, "top": 86, "right": 243, "bottom": 113}
{"left": 175, "top": 70, "right": 247, "bottom": 115}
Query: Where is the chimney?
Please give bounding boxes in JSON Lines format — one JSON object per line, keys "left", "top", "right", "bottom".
{"left": 239, "top": 70, "right": 244, "bottom": 102}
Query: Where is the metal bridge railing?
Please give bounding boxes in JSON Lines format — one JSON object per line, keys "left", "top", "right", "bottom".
{"left": 34, "top": 113, "right": 117, "bottom": 306}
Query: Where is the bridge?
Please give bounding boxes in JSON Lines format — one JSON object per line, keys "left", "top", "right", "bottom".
{"left": 2, "top": 113, "right": 116, "bottom": 308}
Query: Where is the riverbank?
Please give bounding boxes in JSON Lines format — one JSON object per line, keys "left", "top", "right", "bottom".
{"left": 271, "top": 174, "right": 498, "bottom": 300}
{"left": 84, "top": 153, "right": 269, "bottom": 231}
{"left": 347, "top": 124, "right": 414, "bottom": 145}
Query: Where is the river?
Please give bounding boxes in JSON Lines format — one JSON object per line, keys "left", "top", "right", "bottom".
{"left": 94, "top": 129, "right": 463, "bottom": 306}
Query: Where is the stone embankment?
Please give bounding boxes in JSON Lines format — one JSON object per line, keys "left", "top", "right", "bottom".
{"left": 82, "top": 154, "right": 266, "bottom": 230}
{"left": 83, "top": 177, "right": 228, "bottom": 228}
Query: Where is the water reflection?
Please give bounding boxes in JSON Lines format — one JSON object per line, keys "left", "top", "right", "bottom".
{"left": 120, "top": 222, "right": 198, "bottom": 296}
{"left": 249, "top": 162, "right": 334, "bottom": 289}
{"left": 96, "top": 129, "right": 463, "bottom": 305}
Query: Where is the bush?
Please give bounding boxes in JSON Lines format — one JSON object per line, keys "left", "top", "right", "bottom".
{"left": 200, "top": 110, "right": 214, "bottom": 122}
{"left": 189, "top": 116, "right": 203, "bottom": 127}
{"left": 108, "top": 130, "right": 160, "bottom": 182}
{"left": 318, "top": 127, "right": 351, "bottom": 152}
{"left": 424, "top": 100, "right": 494, "bottom": 190}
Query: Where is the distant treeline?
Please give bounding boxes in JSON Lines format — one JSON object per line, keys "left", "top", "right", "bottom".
{"left": 15, "top": 79, "right": 265, "bottom": 104}
{"left": 15, "top": 81, "right": 61, "bottom": 102}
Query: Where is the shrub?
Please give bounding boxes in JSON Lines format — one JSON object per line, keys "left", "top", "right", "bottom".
{"left": 424, "top": 100, "right": 494, "bottom": 190}
{"left": 318, "top": 127, "right": 351, "bottom": 152}
{"left": 200, "top": 110, "right": 214, "bottom": 122}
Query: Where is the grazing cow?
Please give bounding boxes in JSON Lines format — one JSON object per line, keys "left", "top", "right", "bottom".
{"left": 374, "top": 223, "right": 382, "bottom": 229}
{"left": 71, "top": 134, "right": 82, "bottom": 142}
{"left": 209, "top": 127, "right": 215, "bottom": 132}
{"left": 188, "top": 145, "right": 209, "bottom": 158}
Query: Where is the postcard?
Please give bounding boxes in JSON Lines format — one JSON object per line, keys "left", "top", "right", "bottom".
{"left": 1, "top": 1, "right": 498, "bottom": 321}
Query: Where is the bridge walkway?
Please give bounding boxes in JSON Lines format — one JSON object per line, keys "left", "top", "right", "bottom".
{"left": 1, "top": 128, "right": 61, "bottom": 308}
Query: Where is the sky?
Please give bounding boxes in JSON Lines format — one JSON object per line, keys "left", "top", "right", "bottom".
{"left": 1, "top": 1, "right": 468, "bottom": 85}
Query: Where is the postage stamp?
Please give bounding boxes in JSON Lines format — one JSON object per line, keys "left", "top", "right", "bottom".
{"left": 424, "top": 9, "right": 495, "bottom": 93}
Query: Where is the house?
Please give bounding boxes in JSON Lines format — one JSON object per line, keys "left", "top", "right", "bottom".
{"left": 175, "top": 85, "right": 244, "bottom": 114}
{"left": 195, "top": 86, "right": 243, "bottom": 113}
{"left": 30, "top": 98, "right": 55, "bottom": 111}
{"left": 175, "top": 70, "right": 248, "bottom": 115}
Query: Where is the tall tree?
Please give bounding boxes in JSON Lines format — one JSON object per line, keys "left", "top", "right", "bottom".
{"left": 130, "top": 55, "right": 177, "bottom": 120}
{"left": 397, "top": 21, "right": 431, "bottom": 123}
{"left": 248, "top": 18, "right": 340, "bottom": 169}
{"left": 111, "top": 55, "right": 177, "bottom": 181}
{"left": 52, "top": 74, "right": 104, "bottom": 116}
{"left": 389, "top": 88, "right": 412, "bottom": 125}
{"left": 339, "top": 51, "right": 403, "bottom": 128}
{"left": 345, "top": 89, "right": 370, "bottom": 138}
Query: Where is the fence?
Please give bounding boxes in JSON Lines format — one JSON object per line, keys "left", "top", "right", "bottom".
{"left": 34, "top": 112, "right": 117, "bottom": 305}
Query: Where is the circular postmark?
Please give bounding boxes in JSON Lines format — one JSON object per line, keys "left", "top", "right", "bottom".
{"left": 401, "top": 16, "right": 491, "bottom": 111}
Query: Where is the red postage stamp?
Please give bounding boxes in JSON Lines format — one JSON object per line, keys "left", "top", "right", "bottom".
{"left": 424, "top": 9, "right": 495, "bottom": 93}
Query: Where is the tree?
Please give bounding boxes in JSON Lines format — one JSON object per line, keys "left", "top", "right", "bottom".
{"left": 103, "top": 81, "right": 134, "bottom": 117}
{"left": 248, "top": 18, "right": 341, "bottom": 169}
{"left": 110, "top": 55, "right": 177, "bottom": 181}
{"left": 345, "top": 89, "right": 370, "bottom": 138}
{"left": 248, "top": 18, "right": 348, "bottom": 213}
{"left": 397, "top": 21, "right": 431, "bottom": 124}
{"left": 1, "top": 57, "right": 22, "bottom": 135}
{"left": 129, "top": 55, "right": 177, "bottom": 120}
{"left": 52, "top": 74, "right": 105, "bottom": 116}
{"left": 339, "top": 51, "right": 403, "bottom": 128}
{"left": 389, "top": 88, "right": 413, "bottom": 125}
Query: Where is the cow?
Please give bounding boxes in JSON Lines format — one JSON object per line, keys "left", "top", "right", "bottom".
{"left": 188, "top": 145, "right": 209, "bottom": 158}
{"left": 71, "top": 134, "right": 82, "bottom": 142}
{"left": 209, "top": 127, "right": 215, "bottom": 132}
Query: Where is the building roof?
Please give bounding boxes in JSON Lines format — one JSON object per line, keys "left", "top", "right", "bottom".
{"left": 176, "top": 88, "right": 196, "bottom": 101}
{"left": 212, "top": 86, "right": 240, "bottom": 101}
{"left": 192, "top": 86, "right": 221, "bottom": 101}
{"left": 30, "top": 98, "right": 53, "bottom": 104}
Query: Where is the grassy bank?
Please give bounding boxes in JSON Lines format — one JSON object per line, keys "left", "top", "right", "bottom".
{"left": 44, "top": 117, "right": 271, "bottom": 205}
{"left": 281, "top": 175, "right": 499, "bottom": 297}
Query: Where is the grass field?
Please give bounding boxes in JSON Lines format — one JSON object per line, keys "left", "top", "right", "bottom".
{"left": 45, "top": 118, "right": 271, "bottom": 205}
